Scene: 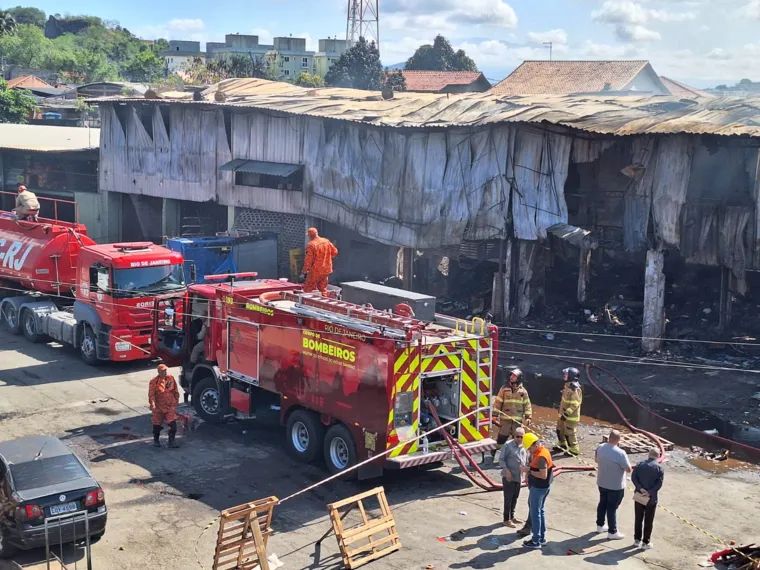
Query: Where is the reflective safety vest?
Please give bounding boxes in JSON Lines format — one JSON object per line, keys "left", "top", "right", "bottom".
{"left": 559, "top": 383, "right": 583, "bottom": 422}
{"left": 493, "top": 384, "right": 532, "bottom": 423}
{"left": 528, "top": 445, "right": 554, "bottom": 489}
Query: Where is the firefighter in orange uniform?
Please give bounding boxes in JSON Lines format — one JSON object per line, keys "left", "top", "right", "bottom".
{"left": 301, "top": 227, "right": 338, "bottom": 295}
{"left": 149, "top": 364, "right": 180, "bottom": 448}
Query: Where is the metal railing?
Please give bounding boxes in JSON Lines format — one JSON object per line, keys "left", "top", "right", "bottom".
{"left": 42, "top": 511, "right": 93, "bottom": 570}
{"left": 0, "top": 190, "right": 80, "bottom": 224}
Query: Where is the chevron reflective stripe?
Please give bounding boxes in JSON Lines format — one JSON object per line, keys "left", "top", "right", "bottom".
{"left": 388, "top": 346, "right": 421, "bottom": 458}
{"left": 457, "top": 338, "right": 493, "bottom": 443}
{"left": 420, "top": 343, "right": 462, "bottom": 374}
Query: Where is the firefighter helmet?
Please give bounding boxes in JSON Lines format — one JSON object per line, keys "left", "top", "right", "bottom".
{"left": 563, "top": 367, "right": 580, "bottom": 381}
{"left": 509, "top": 368, "right": 524, "bottom": 383}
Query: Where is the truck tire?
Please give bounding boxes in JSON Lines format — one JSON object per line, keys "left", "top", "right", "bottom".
{"left": 80, "top": 324, "right": 98, "bottom": 366}
{"left": 323, "top": 423, "right": 357, "bottom": 477}
{"left": 192, "top": 376, "right": 223, "bottom": 424}
{"left": 285, "top": 410, "right": 324, "bottom": 463}
{"left": 22, "top": 309, "right": 42, "bottom": 343}
{"left": 2, "top": 303, "right": 21, "bottom": 335}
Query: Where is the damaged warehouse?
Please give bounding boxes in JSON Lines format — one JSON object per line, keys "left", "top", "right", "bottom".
{"left": 95, "top": 80, "right": 760, "bottom": 351}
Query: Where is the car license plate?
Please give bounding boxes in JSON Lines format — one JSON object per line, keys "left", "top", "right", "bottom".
{"left": 115, "top": 342, "right": 131, "bottom": 351}
{"left": 49, "top": 501, "right": 79, "bottom": 516}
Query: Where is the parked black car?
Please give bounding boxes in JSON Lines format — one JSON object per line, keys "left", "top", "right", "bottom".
{"left": 0, "top": 436, "right": 107, "bottom": 558}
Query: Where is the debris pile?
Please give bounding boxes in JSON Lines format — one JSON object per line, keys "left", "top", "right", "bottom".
{"left": 711, "top": 544, "right": 760, "bottom": 570}
{"left": 688, "top": 446, "right": 730, "bottom": 462}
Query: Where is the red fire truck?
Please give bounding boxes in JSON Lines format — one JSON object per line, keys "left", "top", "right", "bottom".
{"left": 0, "top": 195, "right": 187, "bottom": 364}
{"left": 153, "top": 274, "right": 498, "bottom": 478}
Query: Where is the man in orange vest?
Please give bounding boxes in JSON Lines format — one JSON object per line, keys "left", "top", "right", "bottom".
{"left": 520, "top": 433, "right": 554, "bottom": 549}
{"left": 149, "top": 364, "right": 180, "bottom": 448}
{"left": 301, "top": 227, "right": 338, "bottom": 295}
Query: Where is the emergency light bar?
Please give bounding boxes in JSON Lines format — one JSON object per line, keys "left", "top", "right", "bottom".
{"left": 204, "top": 272, "right": 259, "bottom": 282}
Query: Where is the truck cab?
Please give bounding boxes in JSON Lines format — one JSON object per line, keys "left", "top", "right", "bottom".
{"left": 73, "top": 242, "right": 187, "bottom": 364}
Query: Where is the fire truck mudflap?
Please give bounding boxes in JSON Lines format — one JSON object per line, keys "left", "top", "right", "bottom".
{"left": 384, "top": 326, "right": 497, "bottom": 469}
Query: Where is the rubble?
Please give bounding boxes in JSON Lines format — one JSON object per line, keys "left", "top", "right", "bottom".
{"left": 688, "top": 445, "right": 730, "bottom": 462}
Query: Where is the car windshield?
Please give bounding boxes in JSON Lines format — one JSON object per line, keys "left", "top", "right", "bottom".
{"left": 10, "top": 455, "right": 89, "bottom": 492}
{"left": 112, "top": 264, "right": 186, "bottom": 298}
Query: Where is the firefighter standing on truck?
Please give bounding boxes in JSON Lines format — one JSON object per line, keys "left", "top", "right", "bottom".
{"left": 491, "top": 369, "right": 532, "bottom": 457}
{"left": 554, "top": 367, "right": 583, "bottom": 456}
{"left": 14, "top": 184, "right": 40, "bottom": 221}
{"left": 149, "top": 364, "right": 180, "bottom": 448}
{"left": 301, "top": 227, "right": 338, "bottom": 295}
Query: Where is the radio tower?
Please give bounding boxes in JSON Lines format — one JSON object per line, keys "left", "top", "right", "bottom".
{"left": 346, "top": 0, "right": 380, "bottom": 54}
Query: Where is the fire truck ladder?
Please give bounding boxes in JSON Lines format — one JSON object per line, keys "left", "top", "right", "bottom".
{"left": 474, "top": 338, "right": 494, "bottom": 432}
{"left": 286, "top": 293, "right": 420, "bottom": 339}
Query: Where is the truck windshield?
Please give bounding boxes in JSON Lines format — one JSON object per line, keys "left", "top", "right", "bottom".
{"left": 112, "top": 264, "right": 185, "bottom": 297}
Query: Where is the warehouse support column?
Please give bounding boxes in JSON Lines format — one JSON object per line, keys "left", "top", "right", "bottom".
{"left": 400, "top": 248, "right": 415, "bottom": 290}
{"left": 492, "top": 239, "right": 513, "bottom": 322}
{"left": 515, "top": 241, "right": 546, "bottom": 320}
{"left": 162, "top": 198, "right": 181, "bottom": 241}
{"left": 642, "top": 249, "right": 666, "bottom": 352}
{"left": 577, "top": 248, "right": 592, "bottom": 304}
{"left": 227, "top": 206, "right": 236, "bottom": 232}
{"left": 718, "top": 267, "right": 734, "bottom": 332}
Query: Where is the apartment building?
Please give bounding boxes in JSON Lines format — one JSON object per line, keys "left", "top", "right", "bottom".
{"left": 314, "top": 38, "right": 347, "bottom": 78}
{"left": 160, "top": 33, "right": 347, "bottom": 82}
{"left": 158, "top": 40, "right": 204, "bottom": 74}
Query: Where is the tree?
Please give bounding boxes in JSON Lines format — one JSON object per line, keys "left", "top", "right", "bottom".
{"left": 121, "top": 47, "right": 165, "bottom": 82}
{"left": 325, "top": 37, "right": 383, "bottom": 90}
{"left": 0, "top": 10, "right": 17, "bottom": 36}
{"left": 383, "top": 69, "right": 407, "bottom": 92}
{"left": 0, "top": 24, "right": 50, "bottom": 66}
{"left": 0, "top": 79, "right": 36, "bottom": 123}
{"left": 405, "top": 35, "right": 478, "bottom": 72}
{"left": 183, "top": 54, "right": 278, "bottom": 85}
{"left": 7, "top": 6, "right": 45, "bottom": 28}
{"left": 294, "top": 72, "right": 325, "bottom": 88}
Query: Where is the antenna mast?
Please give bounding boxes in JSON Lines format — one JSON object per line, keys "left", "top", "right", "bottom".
{"left": 346, "top": 0, "right": 380, "bottom": 54}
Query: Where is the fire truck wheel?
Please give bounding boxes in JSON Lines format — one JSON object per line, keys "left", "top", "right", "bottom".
{"left": 323, "top": 424, "right": 357, "bottom": 477}
{"left": 285, "top": 410, "right": 324, "bottom": 463}
{"left": 1, "top": 303, "right": 21, "bottom": 335}
{"left": 22, "top": 309, "right": 42, "bottom": 343}
{"left": 192, "top": 376, "right": 223, "bottom": 423}
{"left": 80, "top": 324, "right": 99, "bottom": 365}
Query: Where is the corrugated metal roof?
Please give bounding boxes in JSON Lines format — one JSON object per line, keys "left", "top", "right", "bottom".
{"left": 0, "top": 124, "right": 100, "bottom": 152}
{"left": 91, "top": 78, "right": 760, "bottom": 138}
{"left": 490, "top": 60, "right": 652, "bottom": 96}
{"left": 402, "top": 71, "right": 489, "bottom": 93}
{"left": 218, "top": 158, "right": 302, "bottom": 176}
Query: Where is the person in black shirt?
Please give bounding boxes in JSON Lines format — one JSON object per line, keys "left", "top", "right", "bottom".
{"left": 631, "top": 448, "right": 664, "bottom": 549}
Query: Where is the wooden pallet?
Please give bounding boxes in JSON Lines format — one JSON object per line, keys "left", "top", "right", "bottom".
{"left": 603, "top": 432, "right": 674, "bottom": 454}
{"left": 326, "top": 487, "right": 401, "bottom": 570}
{"left": 212, "top": 496, "right": 278, "bottom": 570}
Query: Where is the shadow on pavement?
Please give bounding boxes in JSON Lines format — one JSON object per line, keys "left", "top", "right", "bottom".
{"left": 60, "top": 411, "right": 477, "bottom": 534}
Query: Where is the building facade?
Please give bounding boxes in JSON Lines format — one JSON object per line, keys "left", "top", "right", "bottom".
{"left": 159, "top": 40, "right": 204, "bottom": 74}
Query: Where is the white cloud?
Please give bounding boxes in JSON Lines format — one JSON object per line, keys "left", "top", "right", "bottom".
{"left": 591, "top": 0, "right": 697, "bottom": 42}
{"left": 706, "top": 48, "right": 732, "bottom": 59}
{"left": 616, "top": 24, "right": 661, "bottom": 41}
{"left": 167, "top": 19, "right": 205, "bottom": 32}
{"left": 737, "top": 0, "right": 760, "bottom": 18}
{"left": 252, "top": 28, "right": 274, "bottom": 45}
{"left": 383, "top": 0, "right": 517, "bottom": 34}
{"left": 132, "top": 18, "right": 207, "bottom": 43}
{"left": 527, "top": 29, "right": 568, "bottom": 45}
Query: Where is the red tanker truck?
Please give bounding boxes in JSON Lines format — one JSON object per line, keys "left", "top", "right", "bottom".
{"left": 152, "top": 274, "right": 498, "bottom": 478}
{"left": 0, "top": 196, "right": 187, "bottom": 364}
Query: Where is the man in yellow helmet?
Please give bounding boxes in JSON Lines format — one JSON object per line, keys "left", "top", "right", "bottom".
{"left": 554, "top": 367, "right": 583, "bottom": 456}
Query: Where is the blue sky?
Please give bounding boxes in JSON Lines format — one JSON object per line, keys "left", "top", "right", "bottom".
{"left": 20, "top": 0, "right": 760, "bottom": 87}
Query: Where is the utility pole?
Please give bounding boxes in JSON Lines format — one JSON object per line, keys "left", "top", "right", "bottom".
{"left": 543, "top": 42, "right": 553, "bottom": 62}
{"left": 346, "top": 0, "right": 380, "bottom": 55}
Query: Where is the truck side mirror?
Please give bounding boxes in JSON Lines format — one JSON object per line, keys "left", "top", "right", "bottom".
{"left": 188, "top": 261, "right": 197, "bottom": 283}
{"left": 89, "top": 267, "right": 98, "bottom": 287}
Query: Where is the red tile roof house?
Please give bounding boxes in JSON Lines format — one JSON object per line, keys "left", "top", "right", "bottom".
{"left": 490, "top": 60, "right": 672, "bottom": 96}
{"left": 401, "top": 71, "right": 492, "bottom": 94}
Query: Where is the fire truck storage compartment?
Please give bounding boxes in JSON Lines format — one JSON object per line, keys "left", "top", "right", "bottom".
{"left": 340, "top": 281, "right": 436, "bottom": 322}
{"left": 421, "top": 373, "right": 461, "bottom": 441}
